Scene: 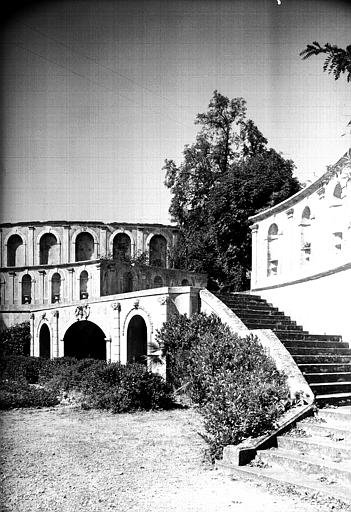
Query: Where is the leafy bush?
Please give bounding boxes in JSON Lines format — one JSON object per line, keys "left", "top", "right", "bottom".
{"left": 78, "top": 362, "right": 173, "bottom": 413}
{"left": 0, "top": 380, "right": 59, "bottom": 410}
{"left": 156, "top": 313, "right": 289, "bottom": 459}
{"left": 0, "top": 356, "right": 174, "bottom": 413}
{"left": 0, "top": 322, "right": 30, "bottom": 356}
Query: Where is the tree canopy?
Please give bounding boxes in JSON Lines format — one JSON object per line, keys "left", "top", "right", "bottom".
{"left": 300, "top": 42, "right": 351, "bottom": 83}
{"left": 164, "top": 91, "right": 300, "bottom": 291}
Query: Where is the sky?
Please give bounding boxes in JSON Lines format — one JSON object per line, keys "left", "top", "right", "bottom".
{"left": 1, "top": 0, "right": 350, "bottom": 224}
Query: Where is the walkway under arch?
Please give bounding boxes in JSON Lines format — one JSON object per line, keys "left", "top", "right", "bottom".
{"left": 39, "top": 324, "right": 51, "bottom": 359}
{"left": 63, "top": 320, "right": 106, "bottom": 359}
{"left": 127, "top": 315, "right": 147, "bottom": 364}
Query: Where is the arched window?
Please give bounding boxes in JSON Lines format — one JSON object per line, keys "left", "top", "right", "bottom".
{"left": 39, "top": 324, "right": 50, "bottom": 359}
{"left": 153, "top": 275, "right": 163, "bottom": 288}
{"left": 7, "top": 234, "right": 24, "bottom": 266}
{"left": 113, "top": 233, "right": 131, "bottom": 260}
{"left": 80, "top": 270, "right": 89, "bottom": 299}
{"left": 75, "top": 232, "right": 95, "bottom": 262}
{"left": 51, "top": 273, "right": 61, "bottom": 303}
{"left": 22, "top": 274, "right": 32, "bottom": 304}
{"left": 149, "top": 235, "right": 167, "bottom": 267}
{"left": 40, "top": 233, "right": 59, "bottom": 265}
{"left": 267, "top": 223, "right": 279, "bottom": 276}
{"left": 127, "top": 315, "right": 147, "bottom": 364}
{"left": 301, "top": 207, "right": 312, "bottom": 264}
{"left": 181, "top": 279, "right": 190, "bottom": 286}
{"left": 123, "top": 272, "right": 133, "bottom": 293}
{"left": 333, "top": 182, "right": 342, "bottom": 200}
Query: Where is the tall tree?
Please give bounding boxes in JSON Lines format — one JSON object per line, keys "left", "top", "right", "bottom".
{"left": 164, "top": 91, "right": 300, "bottom": 291}
{"left": 300, "top": 42, "right": 351, "bottom": 82}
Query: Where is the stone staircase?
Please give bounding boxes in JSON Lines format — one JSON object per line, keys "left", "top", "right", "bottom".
{"left": 215, "top": 293, "right": 351, "bottom": 504}
{"left": 222, "top": 407, "right": 351, "bottom": 504}
{"left": 215, "top": 293, "right": 351, "bottom": 405}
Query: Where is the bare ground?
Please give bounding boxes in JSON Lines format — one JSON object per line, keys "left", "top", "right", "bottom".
{"left": 0, "top": 406, "right": 342, "bottom": 512}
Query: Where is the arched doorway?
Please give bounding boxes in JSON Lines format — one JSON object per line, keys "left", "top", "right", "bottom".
{"left": 113, "top": 233, "right": 131, "bottom": 260}
{"left": 64, "top": 320, "right": 106, "bottom": 359}
{"left": 39, "top": 324, "right": 51, "bottom": 359}
{"left": 149, "top": 235, "right": 167, "bottom": 267}
{"left": 75, "top": 232, "right": 95, "bottom": 261}
{"left": 127, "top": 315, "right": 147, "bottom": 365}
{"left": 51, "top": 273, "right": 61, "bottom": 303}
{"left": 22, "top": 274, "right": 32, "bottom": 304}
{"left": 153, "top": 275, "right": 163, "bottom": 288}
{"left": 7, "top": 234, "right": 24, "bottom": 266}
{"left": 123, "top": 272, "right": 133, "bottom": 293}
{"left": 79, "top": 270, "right": 89, "bottom": 299}
{"left": 40, "top": 233, "right": 59, "bottom": 264}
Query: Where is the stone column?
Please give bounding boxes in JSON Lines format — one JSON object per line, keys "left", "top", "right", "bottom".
{"left": 38, "top": 270, "right": 46, "bottom": 304}
{"left": 250, "top": 224, "right": 259, "bottom": 288}
{"left": 105, "top": 337, "right": 112, "bottom": 363}
{"left": 30, "top": 313, "right": 35, "bottom": 357}
{"left": 63, "top": 225, "right": 71, "bottom": 263}
{"left": 52, "top": 310, "right": 60, "bottom": 358}
{"left": 99, "top": 226, "right": 108, "bottom": 258}
{"left": 110, "top": 301, "right": 121, "bottom": 362}
{"left": 28, "top": 226, "right": 35, "bottom": 266}
{"left": 68, "top": 268, "right": 75, "bottom": 301}
{"left": 9, "top": 272, "right": 16, "bottom": 305}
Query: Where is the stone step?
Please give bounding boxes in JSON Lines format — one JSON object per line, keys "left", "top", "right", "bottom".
{"left": 275, "top": 331, "right": 342, "bottom": 341}
{"left": 317, "top": 406, "right": 351, "bottom": 425}
{"left": 277, "top": 435, "right": 351, "bottom": 460}
{"left": 258, "top": 447, "right": 351, "bottom": 485}
{"left": 299, "top": 419, "right": 351, "bottom": 442}
{"left": 303, "top": 372, "right": 351, "bottom": 383}
{"left": 228, "top": 308, "right": 285, "bottom": 317}
{"left": 286, "top": 347, "right": 351, "bottom": 356}
{"left": 218, "top": 462, "right": 351, "bottom": 505}
{"left": 240, "top": 317, "right": 298, "bottom": 327}
{"left": 298, "top": 363, "right": 351, "bottom": 374}
{"left": 285, "top": 340, "right": 350, "bottom": 350}
{"left": 316, "top": 392, "right": 351, "bottom": 406}
{"left": 310, "top": 381, "right": 351, "bottom": 395}
{"left": 292, "top": 354, "right": 351, "bottom": 364}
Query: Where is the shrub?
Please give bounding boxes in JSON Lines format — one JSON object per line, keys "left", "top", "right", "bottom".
{"left": 0, "top": 355, "right": 45, "bottom": 384}
{"left": 156, "top": 313, "right": 289, "bottom": 460}
{"left": 0, "top": 322, "right": 30, "bottom": 356}
{"left": 78, "top": 362, "right": 174, "bottom": 413}
{"left": 0, "top": 380, "right": 59, "bottom": 410}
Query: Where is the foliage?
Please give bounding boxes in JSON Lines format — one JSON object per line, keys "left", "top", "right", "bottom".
{"left": 78, "top": 362, "right": 173, "bottom": 413}
{"left": 0, "top": 355, "right": 174, "bottom": 413}
{"left": 164, "top": 91, "right": 300, "bottom": 290}
{"left": 0, "top": 322, "right": 30, "bottom": 356}
{"left": 0, "top": 380, "right": 59, "bottom": 410}
{"left": 156, "top": 313, "right": 289, "bottom": 459}
{"left": 300, "top": 42, "right": 351, "bottom": 82}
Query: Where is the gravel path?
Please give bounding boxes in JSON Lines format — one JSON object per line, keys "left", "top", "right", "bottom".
{"left": 0, "top": 406, "right": 342, "bottom": 511}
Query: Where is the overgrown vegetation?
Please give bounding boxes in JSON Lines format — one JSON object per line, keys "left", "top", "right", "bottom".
{"left": 156, "top": 313, "right": 289, "bottom": 459}
{"left": 0, "top": 322, "right": 30, "bottom": 356}
{"left": 164, "top": 91, "right": 300, "bottom": 290}
{"left": 0, "top": 356, "right": 173, "bottom": 412}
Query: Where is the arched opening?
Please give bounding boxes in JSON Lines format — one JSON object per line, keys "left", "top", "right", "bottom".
{"left": 40, "top": 233, "right": 59, "bottom": 264}
{"left": 267, "top": 223, "right": 279, "bottom": 276}
{"left": 123, "top": 272, "right": 133, "bottom": 293}
{"left": 64, "top": 320, "right": 106, "bottom": 360}
{"left": 153, "top": 275, "right": 163, "bottom": 288}
{"left": 21, "top": 274, "right": 32, "bottom": 304}
{"left": 51, "top": 273, "right": 61, "bottom": 303}
{"left": 127, "top": 315, "right": 147, "bottom": 365}
{"left": 181, "top": 279, "right": 190, "bottom": 286}
{"left": 113, "top": 233, "right": 131, "bottom": 261}
{"left": 75, "top": 232, "right": 95, "bottom": 262}
{"left": 301, "top": 207, "right": 311, "bottom": 265}
{"left": 333, "top": 182, "right": 342, "bottom": 200}
{"left": 149, "top": 235, "right": 167, "bottom": 267}
{"left": 7, "top": 234, "right": 24, "bottom": 266}
{"left": 80, "top": 270, "right": 89, "bottom": 299}
{"left": 39, "top": 324, "right": 51, "bottom": 359}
